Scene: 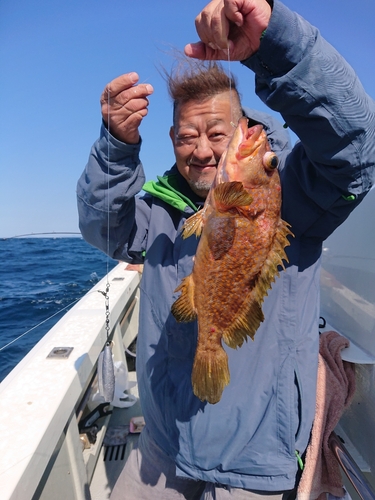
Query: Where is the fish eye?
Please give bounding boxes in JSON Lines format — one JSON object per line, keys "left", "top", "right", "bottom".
{"left": 263, "top": 152, "right": 279, "bottom": 170}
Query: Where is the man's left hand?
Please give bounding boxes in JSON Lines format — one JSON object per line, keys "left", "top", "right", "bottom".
{"left": 185, "top": 0, "right": 271, "bottom": 61}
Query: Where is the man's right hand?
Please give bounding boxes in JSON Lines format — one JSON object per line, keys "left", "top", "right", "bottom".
{"left": 100, "top": 72, "right": 154, "bottom": 144}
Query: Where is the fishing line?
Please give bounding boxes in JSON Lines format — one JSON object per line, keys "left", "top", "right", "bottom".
{"left": 106, "top": 89, "right": 111, "bottom": 279}
{"left": 0, "top": 283, "right": 113, "bottom": 353}
{"left": 0, "top": 297, "right": 81, "bottom": 352}
{"left": 227, "top": 46, "right": 236, "bottom": 128}
{"left": 1, "top": 96, "right": 114, "bottom": 404}
{"left": 96, "top": 86, "right": 115, "bottom": 404}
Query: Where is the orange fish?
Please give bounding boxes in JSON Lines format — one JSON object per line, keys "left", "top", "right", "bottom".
{"left": 171, "top": 117, "right": 293, "bottom": 404}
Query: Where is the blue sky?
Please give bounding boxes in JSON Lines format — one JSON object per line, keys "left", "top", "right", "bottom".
{"left": 1, "top": 0, "right": 374, "bottom": 239}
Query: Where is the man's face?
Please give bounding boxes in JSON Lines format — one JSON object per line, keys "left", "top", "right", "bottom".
{"left": 169, "top": 92, "right": 236, "bottom": 198}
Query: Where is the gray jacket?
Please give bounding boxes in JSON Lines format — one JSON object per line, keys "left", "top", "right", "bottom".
{"left": 77, "top": 0, "right": 375, "bottom": 490}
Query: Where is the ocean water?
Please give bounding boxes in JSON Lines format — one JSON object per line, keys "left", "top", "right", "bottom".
{"left": 0, "top": 238, "right": 117, "bottom": 382}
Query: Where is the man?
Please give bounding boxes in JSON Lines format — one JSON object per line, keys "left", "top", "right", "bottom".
{"left": 77, "top": 0, "right": 375, "bottom": 498}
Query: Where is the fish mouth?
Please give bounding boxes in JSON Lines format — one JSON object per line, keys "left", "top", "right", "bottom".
{"left": 236, "top": 118, "right": 265, "bottom": 158}
{"left": 213, "top": 118, "right": 266, "bottom": 185}
{"left": 238, "top": 116, "right": 263, "bottom": 139}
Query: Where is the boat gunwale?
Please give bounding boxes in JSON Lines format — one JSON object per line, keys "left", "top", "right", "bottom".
{"left": 0, "top": 262, "right": 140, "bottom": 500}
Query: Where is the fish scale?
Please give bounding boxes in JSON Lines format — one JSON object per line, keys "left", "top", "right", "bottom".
{"left": 171, "top": 117, "right": 293, "bottom": 404}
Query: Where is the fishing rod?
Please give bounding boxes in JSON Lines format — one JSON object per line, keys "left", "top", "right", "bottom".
{"left": 2, "top": 232, "right": 82, "bottom": 240}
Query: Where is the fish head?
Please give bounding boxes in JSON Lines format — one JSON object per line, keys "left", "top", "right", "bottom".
{"left": 214, "top": 117, "right": 279, "bottom": 189}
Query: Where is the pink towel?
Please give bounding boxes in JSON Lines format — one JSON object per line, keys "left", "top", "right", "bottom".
{"left": 297, "top": 330, "right": 356, "bottom": 500}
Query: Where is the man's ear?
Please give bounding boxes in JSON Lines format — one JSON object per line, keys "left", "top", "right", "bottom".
{"left": 169, "top": 126, "right": 175, "bottom": 144}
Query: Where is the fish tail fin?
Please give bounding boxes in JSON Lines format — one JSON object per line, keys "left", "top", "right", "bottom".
{"left": 171, "top": 274, "right": 197, "bottom": 322}
{"left": 192, "top": 345, "right": 230, "bottom": 404}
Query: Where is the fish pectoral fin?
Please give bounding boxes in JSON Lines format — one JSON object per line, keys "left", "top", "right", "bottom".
{"left": 171, "top": 275, "right": 197, "bottom": 322}
{"left": 213, "top": 182, "right": 253, "bottom": 212}
{"left": 182, "top": 211, "right": 204, "bottom": 239}
{"left": 192, "top": 346, "right": 230, "bottom": 404}
{"left": 208, "top": 217, "right": 236, "bottom": 260}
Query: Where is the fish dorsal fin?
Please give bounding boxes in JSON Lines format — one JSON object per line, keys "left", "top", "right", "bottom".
{"left": 182, "top": 210, "right": 204, "bottom": 239}
{"left": 222, "top": 218, "right": 293, "bottom": 349}
{"left": 213, "top": 181, "right": 253, "bottom": 212}
{"left": 171, "top": 274, "right": 197, "bottom": 322}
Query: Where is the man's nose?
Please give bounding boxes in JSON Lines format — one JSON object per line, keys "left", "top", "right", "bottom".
{"left": 193, "top": 134, "right": 214, "bottom": 160}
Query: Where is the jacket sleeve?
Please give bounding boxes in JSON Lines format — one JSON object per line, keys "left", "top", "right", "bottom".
{"left": 76, "top": 123, "right": 151, "bottom": 263}
{"left": 242, "top": 0, "right": 375, "bottom": 241}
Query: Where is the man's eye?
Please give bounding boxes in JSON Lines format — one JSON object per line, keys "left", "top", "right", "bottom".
{"left": 209, "top": 133, "right": 226, "bottom": 142}
{"left": 176, "top": 135, "right": 196, "bottom": 145}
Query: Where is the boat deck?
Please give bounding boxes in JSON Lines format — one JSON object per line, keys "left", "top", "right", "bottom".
{"left": 89, "top": 372, "right": 141, "bottom": 499}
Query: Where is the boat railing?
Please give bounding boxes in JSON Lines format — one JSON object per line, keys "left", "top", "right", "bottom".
{"left": 329, "top": 432, "right": 375, "bottom": 500}
{"left": 0, "top": 262, "right": 141, "bottom": 500}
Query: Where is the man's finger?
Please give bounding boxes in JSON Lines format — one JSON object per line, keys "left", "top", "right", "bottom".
{"left": 121, "top": 97, "right": 150, "bottom": 115}
{"left": 194, "top": 3, "right": 229, "bottom": 50}
{"left": 101, "top": 83, "right": 153, "bottom": 109}
{"left": 184, "top": 42, "right": 208, "bottom": 59}
{"left": 223, "top": 0, "right": 245, "bottom": 27}
{"left": 104, "top": 72, "right": 140, "bottom": 99}
{"left": 184, "top": 41, "right": 231, "bottom": 61}
{"left": 208, "top": 6, "right": 230, "bottom": 49}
